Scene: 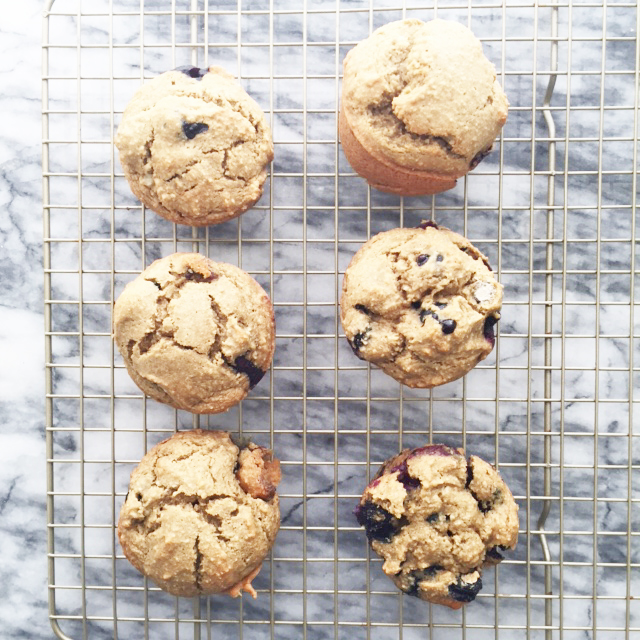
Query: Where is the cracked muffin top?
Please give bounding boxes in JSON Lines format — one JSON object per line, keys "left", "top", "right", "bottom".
{"left": 340, "top": 222, "right": 502, "bottom": 388}
{"left": 115, "top": 66, "right": 273, "bottom": 226}
{"left": 114, "top": 253, "right": 275, "bottom": 414}
{"left": 118, "top": 429, "right": 281, "bottom": 598}
{"left": 341, "top": 19, "right": 508, "bottom": 178}
{"left": 355, "top": 444, "right": 518, "bottom": 608}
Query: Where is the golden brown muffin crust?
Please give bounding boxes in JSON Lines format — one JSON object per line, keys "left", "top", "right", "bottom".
{"left": 356, "top": 444, "right": 518, "bottom": 608}
{"left": 115, "top": 66, "right": 274, "bottom": 226}
{"left": 340, "top": 19, "right": 508, "bottom": 194}
{"left": 114, "top": 253, "right": 275, "bottom": 414}
{"left": 118, "top": 429, "right": 281, "bottom": 598}
{"left": 340, "top": 223, "right": 502, "bottom": 388}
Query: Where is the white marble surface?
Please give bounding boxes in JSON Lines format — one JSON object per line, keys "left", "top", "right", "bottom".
{"left": 1, "top": 0, "right": 638, "bottom": 638}
{"left": 2, "top": 1, "right": 51, "bottom": 638}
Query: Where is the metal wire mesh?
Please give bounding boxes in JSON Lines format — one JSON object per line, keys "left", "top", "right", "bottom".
{"left": 43, "top": 0, "right": 639, "bottom": 638}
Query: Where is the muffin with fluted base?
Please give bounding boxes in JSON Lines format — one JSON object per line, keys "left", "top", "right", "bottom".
{"left": 339, "top": 19, "right": 508, "bottom": 195}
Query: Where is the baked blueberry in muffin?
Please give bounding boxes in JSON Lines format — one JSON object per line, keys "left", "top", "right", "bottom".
{"left": 355, "top": 444, "right": 518, "bottom": 608}
{"left": 340, "top": 223, "right": 502, "bottom": 388}
{"left": 115, "top": 66, "right": 273, "bottom": 226}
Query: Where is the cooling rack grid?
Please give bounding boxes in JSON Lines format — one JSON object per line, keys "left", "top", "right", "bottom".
{"left": 43, "top": 0, "right": 639, "bottom": 638}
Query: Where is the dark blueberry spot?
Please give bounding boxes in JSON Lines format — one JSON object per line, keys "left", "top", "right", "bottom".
{"left": 479, "top": 488, "right": 502, "bottom": 512}
{"left": 348, "top": 338, "right": 367, "bottom": 360}
{"left": 182, "top": 121, "right": 210, "bottom": 140}
{"left": 389, "top": 461, "right": 421, "bottom": 491}
{"left": 135, "top": 492, "right": 142, "bottom": 501}
{"left": 486, "top": 545, "right": 506, "bottom": 562}
{"left": 411, "top": 300, "right": 422, "bottom": 310}
{"left": 448, "top": 577, "right": 483, "bottom": 603}
{"left": 403, "top": 581, "right": 420, "bottom": 598}
{"left": 441, "top": 319, "right": 457, "bottom": 335}
{"left": 416, "top": 254, "right": 429, "bottom": 266}
{"left": 174, "top": 65, "right": 209, "bottom": 79}
{"left": 354, "top": 304, "right": 371, "bottom": 316}
{"left": 353, "top": 330, "right": 368, "bottom": 350}
{"left": 466, "top": 460, "right": 474, "bottom": 488}
{"left": 420, "top": 309, "right": 438, "bottom": 325}
{"left": 469, "top": 146, "right": 492, "bottom": 170}
{"left": 355, "top": 502, "right": 407, "bottom": 543}
{"left": 423, "top": 565, "right": 443, "bottom": 578}
{"left": 483, "top": 315, "right": 498, "bottom": 347}
{"left": 231, "top": 355, "right": 265, "bottom": 389}
{"left": 435, "top": 301, "right": 447, "bottom": 309}
{"left": 426, "top": 513, "right": 440, "bottom": 524}
{"left": 399, "top": 475, "right": 421, "bottom": 491}
{"left": 417, "top": 220, "right": 439, "bottom": 230}
{"left": 478, "top": 500, "right": 493, "bottom": 514}
{"left": 436, "top": 254, "right": 444, "bottom": 262}
{"left": 403, "top": 565, "right": 444, "bottom": 597}
{"left": 467, "top": 461, "right": 501, "bottom": 513}
{"left": 184, "top": 267, "right": 218, "bottom": 282}
{"left": 348, "top": 327, "right": 371, "bottom": 359}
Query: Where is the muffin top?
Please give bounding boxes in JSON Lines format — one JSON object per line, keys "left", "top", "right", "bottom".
{"left": 115, "top": 66, "right": 273, "bottom": 226}
{"left": 118, "top": 429, "right": 281, "bottom": 598}
{"left": 356, "top": 444, "right": 519, "bottom": 608}
{"left": 340, "top": 222, "right": 502, "bottom": 388}
{"left": 114, "top": 253, "right": 275, "bottom": 414}
{"left": 342, "top": 19, "right": 508, "bottom": 176}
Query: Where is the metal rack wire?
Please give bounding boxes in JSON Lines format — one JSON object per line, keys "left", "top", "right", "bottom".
{"left": 43, "top": 0, "right": 639, "bottom": 638}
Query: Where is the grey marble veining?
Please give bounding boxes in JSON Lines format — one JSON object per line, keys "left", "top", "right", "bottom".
{"left": 1, "top": 0, "right": 639, "bottom": 638}
{"left": 1, "top": 0, "right": 52, "bottom": 637}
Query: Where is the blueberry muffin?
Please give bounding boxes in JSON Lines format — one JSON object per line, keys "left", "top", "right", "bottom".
{"left": 113, "top": 253, "right": 275, "bottom": 414}
{"left": 355, "top": 444, "right": 518, "bottom": 608}
{"left": 115, "top": 66, "right": 273, "bottom": 226}
{"left": 118, "top": 429, "right": 281, "bottom": 598}
{"left": 339, "top": 19, "right": 508, "bottom": 195}
{"left": 340, "top": 221, "right": 502, "bottom": 388}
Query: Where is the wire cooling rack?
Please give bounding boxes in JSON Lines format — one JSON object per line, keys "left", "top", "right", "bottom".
{"left": 43, "top": 0, "right": 639, "bottom": 638}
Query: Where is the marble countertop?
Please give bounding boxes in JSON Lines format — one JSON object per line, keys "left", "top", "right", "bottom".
{"left": 1, "top": 0, "right": 638, "bottom": 638}
{"left": 3, "top": 1, "right": 52, "bottom": 638}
